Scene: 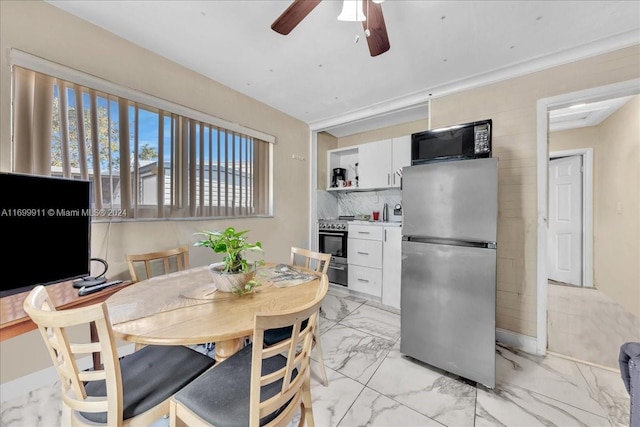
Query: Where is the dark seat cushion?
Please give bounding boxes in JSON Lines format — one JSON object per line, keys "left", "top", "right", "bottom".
{"left": 173, "top": 343, "right": 297, "bottom": 427}
{"left": 81, "top": 345, "right": 215, "bottom": 423}
{"left": 263, "top": 318, "right": 309, "bottom": 347}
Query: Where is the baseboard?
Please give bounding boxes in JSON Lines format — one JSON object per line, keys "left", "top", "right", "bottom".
{"left": 0, "top": 343, "right": 135, "bottom": 404}
{"left": 496, "top": 328, "right": 539, "bottom": 355}
{"left": 546, "top": 350, "right": 621, "bottom": 373}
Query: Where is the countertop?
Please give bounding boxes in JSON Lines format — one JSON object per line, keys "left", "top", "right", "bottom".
{"left": 349, "top": 220, "right": 402, "bottom": 227}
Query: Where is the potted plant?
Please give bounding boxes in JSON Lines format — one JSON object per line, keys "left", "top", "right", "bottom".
{"left": 194, "top": 227, "right": 264, "bottom": 295}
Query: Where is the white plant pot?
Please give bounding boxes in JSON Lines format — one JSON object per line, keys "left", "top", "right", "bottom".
{"left": 208, "top": 263, "right": 256, "bottom": 293}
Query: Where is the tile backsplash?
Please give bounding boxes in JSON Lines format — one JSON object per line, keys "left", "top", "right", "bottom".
{"left": 317, "top": 189, "right": 401, "bottom": 219}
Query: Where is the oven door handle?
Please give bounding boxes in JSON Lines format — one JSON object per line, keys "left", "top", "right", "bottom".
{"left": 328, "top": 264, "right": 346, "bottom": 271}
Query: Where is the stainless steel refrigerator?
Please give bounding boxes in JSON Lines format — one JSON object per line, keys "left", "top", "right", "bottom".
{"left": 400, "top": 157, "right": 498, "bottom": 388}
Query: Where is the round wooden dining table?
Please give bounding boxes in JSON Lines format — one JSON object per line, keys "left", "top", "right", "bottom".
{"left": 106, "top": 263, "right": 323, "bottom": 362}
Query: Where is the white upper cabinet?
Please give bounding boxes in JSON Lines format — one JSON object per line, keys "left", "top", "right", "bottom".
{"left": 390, "top": 135, "right": 411, "bottom": 188}
{"left": 359, "top": 136, "right": 412, "bottom": 190}
{"left": 358, "top": 139, "right": 392, "bottom": 189}
{"left": 325, "top": 134, "right": 412, "bottom": 191}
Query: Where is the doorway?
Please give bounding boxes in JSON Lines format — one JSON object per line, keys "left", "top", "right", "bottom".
{"left": 536, "top": 78, "right": 640, "bottom": 356}
{"left": 547, "top": 149, "right": 593, "bottom": 287}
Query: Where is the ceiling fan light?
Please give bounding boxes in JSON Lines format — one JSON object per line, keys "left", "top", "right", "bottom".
{"left": 338, "top": 0, "right": 366, "bottom": 22}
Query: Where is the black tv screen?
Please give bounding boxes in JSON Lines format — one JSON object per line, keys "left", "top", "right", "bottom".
{"left": 1, "top": 173, "right": 92, "bottom": 298}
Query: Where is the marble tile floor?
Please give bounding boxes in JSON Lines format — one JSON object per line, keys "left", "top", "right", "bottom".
{"left": 1, "top": 286, "right": 631, "bottom": 427}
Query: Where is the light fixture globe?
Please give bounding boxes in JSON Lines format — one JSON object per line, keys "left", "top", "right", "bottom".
{"left": 338, "top": 0, "right": 366, "bottom": 22}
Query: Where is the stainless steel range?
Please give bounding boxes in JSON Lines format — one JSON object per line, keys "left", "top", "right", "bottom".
{"left": 318, "top": 219, "right": 348, "bottom": 286}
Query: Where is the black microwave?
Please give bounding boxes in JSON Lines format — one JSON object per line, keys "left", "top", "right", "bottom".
{"left": 411, "top": 119, "right": 492, "bottom": 165}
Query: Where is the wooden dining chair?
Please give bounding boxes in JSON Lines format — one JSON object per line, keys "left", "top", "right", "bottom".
{"left": 169, "top": 273, "right": 329, "bottom": 427}
{"left": 262, "top": 247, "right": 331, "bottom": 387}
{"left": 23, "top": 285, "right": 215, "bottom": 426}
{"left": 125, "top": 244, "right": 190, "bottom": 283}
{"left": 289, "top": 246, "right": 331, "bottom": 275}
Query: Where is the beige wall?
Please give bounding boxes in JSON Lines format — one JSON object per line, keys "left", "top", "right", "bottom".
{"left": 596, "top": 96, "right": 640, "bottom": 316}
{"left": 0, "top": 1, "right": 311, "bottom": 382}
{"left": 550, "top": 95, "right": 640, "bottom": 316}
{"left": 336, "top": 118, "right": 429, "bottom": 148}
{"left": 317, "top": 132, "right": 338, "bottom": 189}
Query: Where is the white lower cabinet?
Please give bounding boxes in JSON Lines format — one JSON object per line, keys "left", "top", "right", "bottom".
{"left": 382, "top": 226, "right": 402, "bottom": 309}
{"left": 348, "top": 265, "right": 382, "bottom": 297}
{"left": 348, "top": 224, "right": 383, "bottom": 298}
{"left": 348, "top": 223, "right": 401, "bottom": 303}
{"left": 349, "top": 238, "right": 382, "bottom": 268}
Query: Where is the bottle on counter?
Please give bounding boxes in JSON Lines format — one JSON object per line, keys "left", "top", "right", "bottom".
{"left": 382, "top": 203, "right": 389, "bottom": 222}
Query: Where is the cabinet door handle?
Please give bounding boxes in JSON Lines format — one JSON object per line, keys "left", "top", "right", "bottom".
{"left": 357, "top": 278, "right": 370, "bottom": 283}
{"left": 384, "top": 229, "right": 387, "bottom": 241}
{"left": 387, "top": 173, "right": 390, "bottom": 185}
{"left": 358, "top": 231, "right": 370, "bottom": 234}
{"left": 357, "top": 251, "right": 369, "bottom": 255}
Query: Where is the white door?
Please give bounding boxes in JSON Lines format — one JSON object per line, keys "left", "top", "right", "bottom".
{"left": 548, "top": 155, "right": 583, "bottom": 285}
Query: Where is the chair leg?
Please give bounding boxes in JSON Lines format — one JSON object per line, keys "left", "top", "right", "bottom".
{"left": 297, "top": 402, "right": 306, "bottom": 427}
{"left": 169, "top": 399, "right": 178, "bottom": 427}
{"left": 313, "top": 327, "right": 329, "bottom": 387}
{"left": 301, "top": 372, "right": 315, "bottom": 427}
{"left": 60, "top": 402, "right": 72, "bottom": 427}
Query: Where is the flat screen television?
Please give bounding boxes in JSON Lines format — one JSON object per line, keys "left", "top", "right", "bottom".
{"left": 0, "top": 172, "right": 92, "bottom": 298}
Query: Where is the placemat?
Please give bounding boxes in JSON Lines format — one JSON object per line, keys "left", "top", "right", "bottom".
{"left": 259, "top": 264, "right": 318, "bottom": 287}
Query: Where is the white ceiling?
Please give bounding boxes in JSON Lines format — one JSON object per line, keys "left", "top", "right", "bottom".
{"left": 549, "top": 96, "right": 634, "bottom": 132}
{"left": 47, "top": 0, "right": 640, "bottom": 137}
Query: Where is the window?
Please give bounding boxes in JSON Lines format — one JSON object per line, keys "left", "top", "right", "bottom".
{"left": 11, "top": 65, "right": 272, "bottom": 219}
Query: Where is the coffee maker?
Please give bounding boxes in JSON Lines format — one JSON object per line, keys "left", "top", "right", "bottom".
{"left": 331, "top": 168, "right": 347, "bottom": 187}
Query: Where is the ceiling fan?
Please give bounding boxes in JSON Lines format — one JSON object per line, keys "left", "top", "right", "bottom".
{"left": 271, "top": 0, "right": 390, "bottom": 57}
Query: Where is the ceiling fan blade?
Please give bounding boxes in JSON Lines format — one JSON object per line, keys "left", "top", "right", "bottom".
{"left": 362, "top": 0, "right": 390, "bottom": 56}
{"left": 271, "top": 0, "right": 323, "bottom": 35}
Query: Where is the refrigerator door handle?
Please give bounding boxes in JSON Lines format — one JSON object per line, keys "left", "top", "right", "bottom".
{"left": 404, "top": 236, "right": 496, "bottom": 249}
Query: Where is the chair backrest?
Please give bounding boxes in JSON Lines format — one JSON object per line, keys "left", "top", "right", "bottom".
{"left": 23, "top": 285, "right": 124, "bottom": 425}
{"left": 249, "top": 273, "right": 329, "bottom": 427}
{"left": 126, "top": 245, "right": 190, "bottom": 282}
{"left": 290, "top": 247, "right": 331, "bottom": 275}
